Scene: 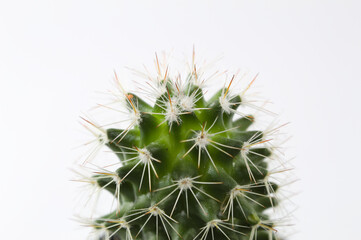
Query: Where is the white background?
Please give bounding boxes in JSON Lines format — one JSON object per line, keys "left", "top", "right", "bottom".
{"left": 1, "top": 0, "right": 361, "bottom": 239}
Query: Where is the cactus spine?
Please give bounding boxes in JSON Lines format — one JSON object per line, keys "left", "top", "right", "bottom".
{"left": 76, "top": 51, "right": 291, "bottom": 240}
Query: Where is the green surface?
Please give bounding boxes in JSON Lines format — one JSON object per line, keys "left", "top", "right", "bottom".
{"left": 89, "top": 78, "right": 279, "bottom": 240}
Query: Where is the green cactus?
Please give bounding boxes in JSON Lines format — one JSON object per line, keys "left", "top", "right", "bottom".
{"left": 77, "top": 52, "right": 290, "bottom": 240}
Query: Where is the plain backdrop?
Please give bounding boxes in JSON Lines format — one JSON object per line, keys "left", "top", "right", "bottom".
{"left": 1, "top": 0, "right": 360, "bottom": 239}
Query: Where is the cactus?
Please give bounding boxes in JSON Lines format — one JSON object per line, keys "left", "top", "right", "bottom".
{"left": 76, "top": 51, "right": 291, "bottom": 240}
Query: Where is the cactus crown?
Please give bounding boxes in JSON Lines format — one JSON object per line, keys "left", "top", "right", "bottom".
{"left": 76, "top": 51, "right": 291, "bottom": 240}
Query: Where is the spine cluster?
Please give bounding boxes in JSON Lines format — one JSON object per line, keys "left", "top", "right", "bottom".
{"left": 75, "top": 51, "right": 293, "bottom": 240}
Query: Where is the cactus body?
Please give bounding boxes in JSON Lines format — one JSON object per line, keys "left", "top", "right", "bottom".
{"left": 77, "top": 53, "right": 290, "bottom": 240}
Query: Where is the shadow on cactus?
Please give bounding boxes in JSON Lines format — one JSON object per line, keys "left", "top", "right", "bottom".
{"left": 75, "top": 51, "right": 293, "bottom": 240}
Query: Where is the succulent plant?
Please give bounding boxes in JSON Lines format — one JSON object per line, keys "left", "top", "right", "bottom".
{"left": 76, "top": 51, "right": 292, "bottom": 240}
